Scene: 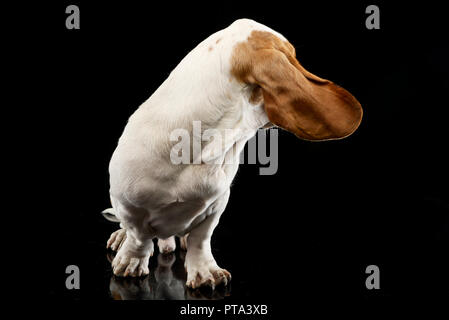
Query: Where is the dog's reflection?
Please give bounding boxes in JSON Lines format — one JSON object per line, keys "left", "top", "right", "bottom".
{"left": 107, "top": 251, "right": 231, "bottom": 300}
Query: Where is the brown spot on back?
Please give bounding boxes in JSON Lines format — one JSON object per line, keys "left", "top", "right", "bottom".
{"left": 208, "top": 46, "right": 213, "bottom": 51}
{"left": 216, "top": 38, "right": 221, "bottom": 44}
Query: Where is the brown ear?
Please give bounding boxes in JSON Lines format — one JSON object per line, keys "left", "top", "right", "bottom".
{"left": 232, "top": 32, "right": 363, "bottom": 141}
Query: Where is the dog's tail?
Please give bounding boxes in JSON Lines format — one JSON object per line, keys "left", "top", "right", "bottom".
{"left": 101, "top": 208, "right": 120, "bottom": 223}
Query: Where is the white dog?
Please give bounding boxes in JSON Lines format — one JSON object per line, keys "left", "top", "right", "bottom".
{"left": 103, "top": 19, "right": 363, "bottom": 289}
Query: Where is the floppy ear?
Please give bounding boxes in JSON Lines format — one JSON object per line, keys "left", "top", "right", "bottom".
{"left": 231, "top": 30, "right": 363, "bottom": 141}
{"left": 252, "top": 48, "right": 363, "bottom": 141}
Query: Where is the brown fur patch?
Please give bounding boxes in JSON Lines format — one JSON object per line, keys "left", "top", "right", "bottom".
{"left": 230, "top": 30, "right": 362, "bottom": 141}
{"left": 249, "top": 85, "right": 263, "bottom": 105}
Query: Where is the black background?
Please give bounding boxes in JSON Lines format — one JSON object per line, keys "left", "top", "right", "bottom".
{"left": 11, "top": 0, "right": 448, "bottom": 313}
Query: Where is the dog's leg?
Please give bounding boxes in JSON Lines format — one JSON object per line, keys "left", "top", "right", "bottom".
{"left": 157, "top": 236, "right": 176, "bottom": 253}
{"left": 112, "top": 229, "right": 154, "bottom": 277}
{"left": 110, "top": 204, "right": 154, "bottom": 277}
{"left": 185, "top": 189, "right": 231, "bottom": 289}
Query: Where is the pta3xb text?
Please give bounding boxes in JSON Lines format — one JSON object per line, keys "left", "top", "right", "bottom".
{"left": 180, "top": 304, "right": 268, "bottom": 317}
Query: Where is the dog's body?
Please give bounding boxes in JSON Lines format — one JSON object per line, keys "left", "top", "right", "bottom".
{"left": 105, "top": 19, "right": 363, "bottom": 288}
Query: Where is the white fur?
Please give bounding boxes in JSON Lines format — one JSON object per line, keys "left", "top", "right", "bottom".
{"left": 106, "top": 19, "right": 284, "bottom": 286}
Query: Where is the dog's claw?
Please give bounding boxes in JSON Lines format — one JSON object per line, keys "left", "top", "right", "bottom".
{"left": 186, "top": 265, "right": 231, "bottom": 289}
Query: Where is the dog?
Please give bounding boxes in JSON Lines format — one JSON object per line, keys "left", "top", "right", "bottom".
{"left": 102, "top": 18, "right": 363, "bottom": 289}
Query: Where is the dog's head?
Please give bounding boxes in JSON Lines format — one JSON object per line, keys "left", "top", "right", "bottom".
{"left": 231, "top": 29, "right": 363, "bottom": 141}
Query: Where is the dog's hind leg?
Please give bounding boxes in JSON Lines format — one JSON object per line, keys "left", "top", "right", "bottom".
{"left": 179, "top": 234, "right": 189, "bottom": 251}
{"left": 157, "top": 236, "right": 176, "bottom": 254}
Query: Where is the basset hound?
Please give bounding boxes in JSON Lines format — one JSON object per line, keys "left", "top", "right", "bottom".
{"left": 103, "top": 19, "right": 363, "bottom": 289}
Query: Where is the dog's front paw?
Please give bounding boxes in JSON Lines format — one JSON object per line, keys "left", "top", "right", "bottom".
{"left": 112, "top": 252, "right": 150, "bottom": 277}
{"left": 186, "top": 263, "right": 231, "bottom": 289}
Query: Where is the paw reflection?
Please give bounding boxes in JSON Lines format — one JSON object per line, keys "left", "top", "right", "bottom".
{"left": 109, "top": 275, "right": 152, "bottom": 300}
{"left": 107, "top": 251, "right": 231, "bottom": 300}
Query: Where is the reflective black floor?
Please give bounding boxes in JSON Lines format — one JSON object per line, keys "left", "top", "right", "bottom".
{"left": 106, "top": 250, "right": 231, "bottom": 300}
{"left": 44, "top": 206, "right": 449, "bottom": 303}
